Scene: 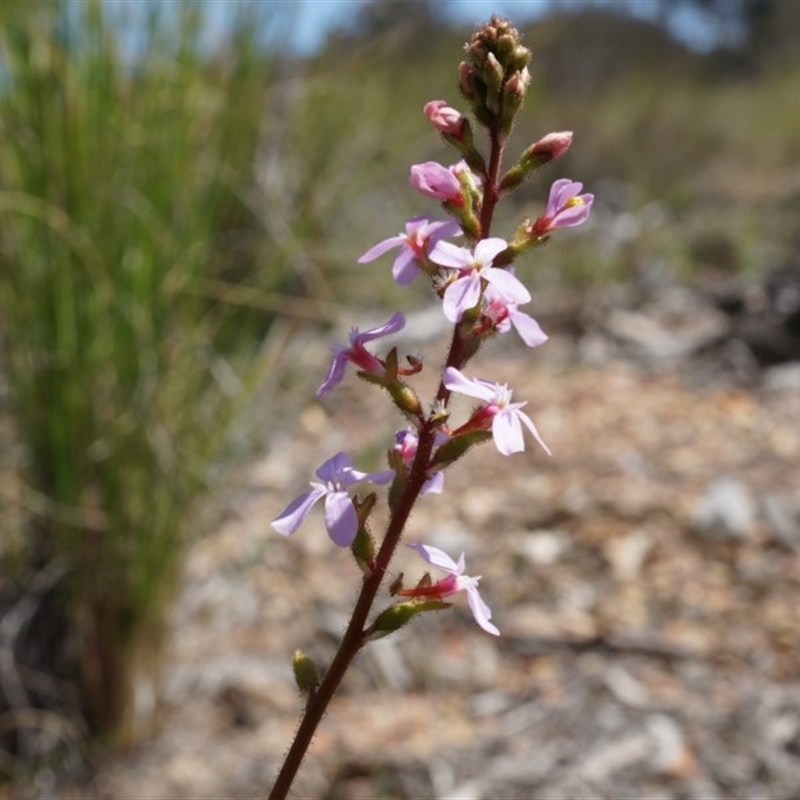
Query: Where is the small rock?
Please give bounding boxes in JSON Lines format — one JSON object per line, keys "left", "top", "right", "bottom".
{"left": 604, "top": 528, "right": 653, "bottom": 580}
{"left": 648, "top": 713, "right": 695, "bottom": 778}
{"left": 516, "top": 530, "right": 569, "bottom": 565}
{"left": 692, "top": 477, "right": 757, "bottom": 540}
{"left": 604, "top": 665, "right": 651, "bottom": 708}
{"left": 762, "top": 493, "right": 800, "bottom": 551}
{"left": 578, "top": 731, "right": 653, "bottom": 782}
{"left": 763, "top": 362, "right": 800, "bottom": 391}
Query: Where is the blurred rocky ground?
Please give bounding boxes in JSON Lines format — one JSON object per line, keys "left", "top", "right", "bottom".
{"left": 15, "top": 264, "right": 800, "bottom": 800}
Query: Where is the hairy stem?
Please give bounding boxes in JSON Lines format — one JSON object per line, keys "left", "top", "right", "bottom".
{"left": 479, "top": 123, "right": 503, "bottom": 239}
{"left": 268, "top": 429, "right": 436, "bottom": 800}
{"left": 268, "top": 113, "right": 505, "bottom": 800}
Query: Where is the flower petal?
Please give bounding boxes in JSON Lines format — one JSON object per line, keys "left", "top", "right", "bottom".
{"left": 442, "top": 367, "right": 495, "bottom": 402}
{"left": 358, "top": 235, "right": 405, "bottom": 263}
{"left": 410, "top": 161, "right": 462, "bottom": 202}
{"left": 316, "top": 349, "right": 348, "bottom": 397}
{"left": 492, "top": 409, "right": 525, "bottom": 455}
{"left": 427, "top": 218, "right": 462, "bottom": 240}
{"left": 442, "top": 273, "right": 481, "bottom": 322}
{"left": 547, "top": 178, "right": 579, "bottom": 215}
{"left": 316, "top": 452, "right": 354, "bottom": 482}
{"left": 429, "top": 240, "right": 470, "bottom": 269}
{"left": 554, "top": 198, "right": 594, "bottom": 227}
{"left": 509, "top": 309, "right": 548, "bottom": 347}
{"left": 422, "top": 472, "right": 445, "bottom": 495}
{"left": 515, "top": 405, "right": 552, "bottom": 456}
{"left": 407, "top": 543, "right": 461, "bottom": 575}
{"left": 392, "top": 249, "right": 420, "bottom": 285}
{"left": 466, "top": 585, "right": 500, "bottom": 635}
{"left": 360, "top": 467, "right": 396, "bottom": 486}
{"left": 359, "top": 311, "right": 406, "bottom": 343}
{"left": 473, "top": 237, "right": 508, "bottom": 265}
{"left": 484, "top": 267, "right": 531, "bottom": 304}
{"left": 271, "top": 485, "right": 327, "bottom": 536}
{"left": 324, "top": 490, "right": 359, "bottom": 547}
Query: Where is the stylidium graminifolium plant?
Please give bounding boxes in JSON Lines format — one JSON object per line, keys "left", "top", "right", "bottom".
{"left": 267, "top": 16, "right": 593, "bottom": 799}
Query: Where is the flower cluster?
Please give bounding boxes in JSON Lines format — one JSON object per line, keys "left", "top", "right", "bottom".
{"left": 272, "top": 15, "right": 592, "bottom": 641}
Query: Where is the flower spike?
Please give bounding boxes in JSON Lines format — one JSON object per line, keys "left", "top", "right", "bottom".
{"left": 267, "top": 17, "right": 596, "bottom": 794}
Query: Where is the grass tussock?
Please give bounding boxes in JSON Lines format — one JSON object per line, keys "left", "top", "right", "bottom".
{"left": 0, "top": 0, "right": 284, "bottom": 744}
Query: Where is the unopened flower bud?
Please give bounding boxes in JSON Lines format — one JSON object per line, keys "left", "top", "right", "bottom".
{"left": 483, "top": 52, "right": 504, "bottom": 107}
{"left": 462, "top": 16, "right": 531, "bottom": 129}
{"left": 496, "top": 33, "right": 516, "bottom": 61}
{"left": 389, "top": 382, "right": 423, "bottom": 419}
{"left": 467, "top": 16, "right": 528, "bottom": 75}
{"left": 508, "top": 67, "right": 530, "bottom": 94}
{"left": 292, "top": 650, "right": 319, "bottom": 696}
{"left": 460, "top": 65, "right": 491, "bottom": 126}
{"left": 511, "top": 45, "right": 531, "bottom": 72}
{"left": 499, "top": 132, "right": 574, "bottom": 193}
{"left": 524, "top": 131, "right": 573, "bottom": 166}
{"left": 458, "top": 61, "right": 478, "bottom": 99}
{"left": 424, "top": 100, "right": 467, "bottom": 139}
{"left": 498, "top": 67, "right": 529, "bottom": 134}
{"left": 467, "top": 39, "right": 488, "bottom": 67}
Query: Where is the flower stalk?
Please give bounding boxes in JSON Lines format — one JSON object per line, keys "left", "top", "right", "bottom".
{"left": 267, "top": 15, "right": 593, "bottom": 799}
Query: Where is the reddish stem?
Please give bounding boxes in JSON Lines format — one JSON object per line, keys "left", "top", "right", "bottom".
{"left": 267, "top": 118, "right": 506, "bottom": 800}
{"left": 268, "top": 426, "right": 437, "bottom": 800}
{"left": 479, "top": 124, "right": 504, "bottom": 240}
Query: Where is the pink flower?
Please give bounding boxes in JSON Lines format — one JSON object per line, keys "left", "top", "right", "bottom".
{"left": 410, "top": 161, "right": 464, "bottom": 205}
{"left": 529, "top": 178, "right": 594, "bottom": 237}
{"left": 477, "top": 284, "right": 548, "bottom": 348}
{"left": 317, "top": 312, "right": 405, "bottom": 397}
{"left": 401, "top": 543, "right": 499, "bottom": 636}
{"left": 424, "top": 100, "right": 466, "bottom": 138}
{"left": 394, "top": 429, "right": 445, "bottom": 494}
{"left": 443, "top": 367, "right": 551, "bottom": 456}
{"left": 271, "top": 452, "right": 394, "bottom": 547}
{"left": 429, "top": 238, "right": 530, "bottom": 323}
{"left": 358, "top": 216, "right": 461, "bottom": 286}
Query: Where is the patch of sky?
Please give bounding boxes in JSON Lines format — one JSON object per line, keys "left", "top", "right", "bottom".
{"left": 97, "top": 0, "right": 723, "bottom": 58}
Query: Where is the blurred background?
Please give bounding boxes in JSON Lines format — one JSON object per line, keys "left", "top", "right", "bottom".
{"left": 0, "top": 0, "right": 799, "bottom": 797}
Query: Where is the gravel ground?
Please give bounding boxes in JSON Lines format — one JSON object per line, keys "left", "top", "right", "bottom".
{"left": 11, "top": 276, "right": 800, "bottom": 799}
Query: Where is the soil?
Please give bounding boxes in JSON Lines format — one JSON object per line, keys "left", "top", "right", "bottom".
{"left": 11, "top": 280, "right": 800, "bottom": 799}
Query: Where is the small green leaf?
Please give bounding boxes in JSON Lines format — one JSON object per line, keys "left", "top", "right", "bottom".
{"left": 430, "top": 430, "right": 493, "bottom": 470}
{"left": 366, "top": 599, "right": 451, "bottom": 641}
